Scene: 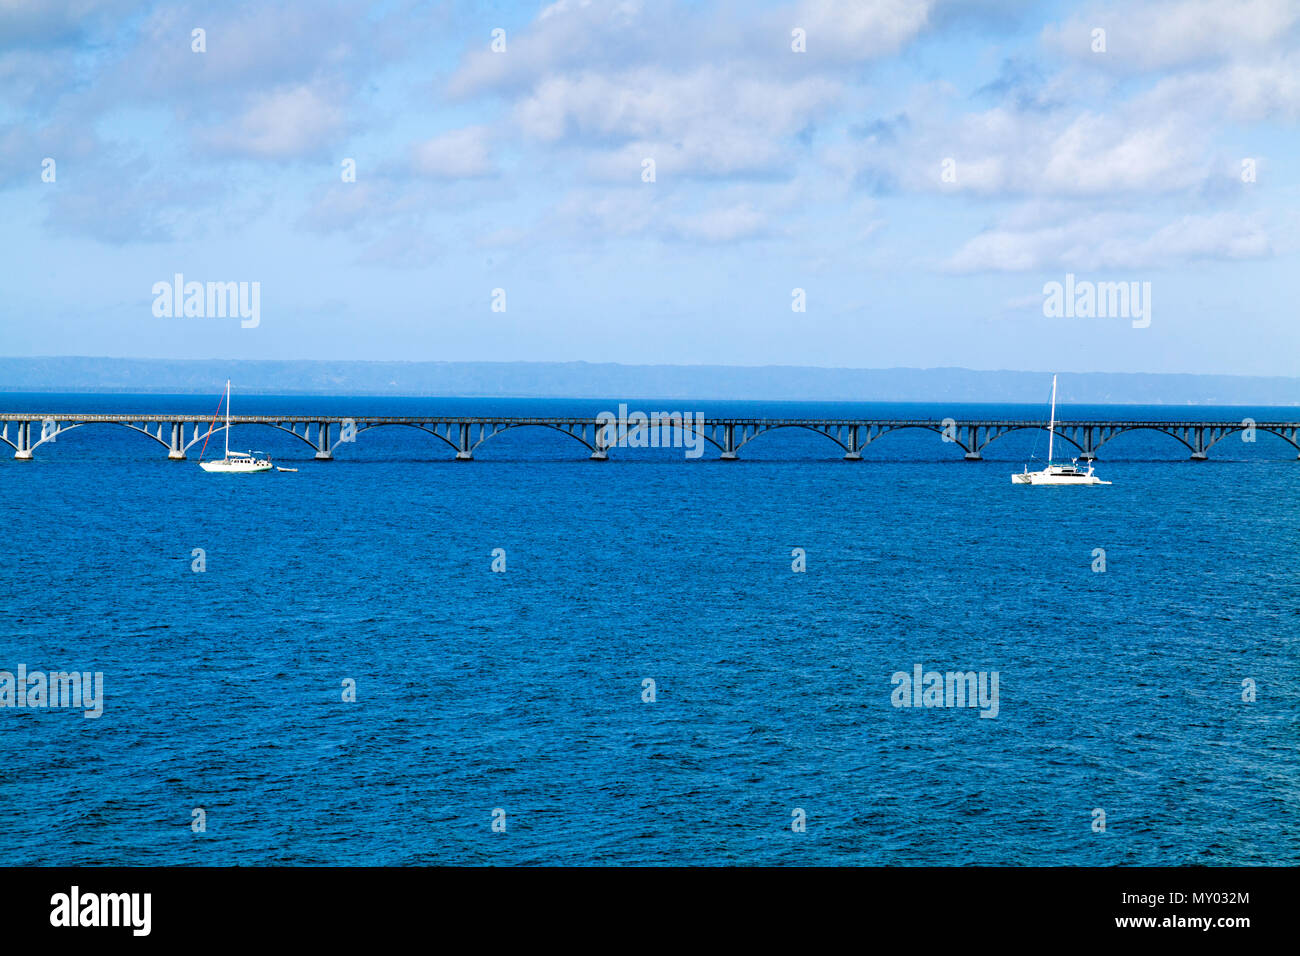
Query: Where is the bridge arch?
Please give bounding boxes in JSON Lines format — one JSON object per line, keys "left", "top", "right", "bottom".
{"left": 351, "top": 422, "right": 460, "bottom": 455}
{"left": 732, "top": 423, "right": 849, "bottom": 456}
{"left": 179, "top": 422, "right": 324, "bottom": 455}
{"left": 976, "top": 424, "right": 1084, "bottom": 456}
{"left": 648, "top": 421, "right": 723, "bottom": 454}
{"left": 472, "top": 420, "right": 728, "bottom": 458}
{"left": 1204, "top": 426, "right": 1246, "bottom": 452}
{"left": 472, "top": 423, "right": 597, "bottom": 455}
{"left": 863, "top": 423, "right": 972, "bottom": 455}
{"left": 1203, "top": 425, "right": 1300, "bottom": 455}
{"left": 1091, "top": 425, "right": 1195, "bottom": 455}
{"left": 26, "top": 420, "right": 171, "bottom": 455}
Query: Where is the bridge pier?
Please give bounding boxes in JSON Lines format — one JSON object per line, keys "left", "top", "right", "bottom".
{"left": 718, "top": 423, "right": 738, "bottom": 460}
{"left": 455, "top": 423, "right": 473, "bottom": 460}
{"left": 590, "top": 422, "right": 609, "bottom": 460}
{"left": 167, "top": 421, "right": 186, "bottom": 460}
{"left": 1189, "top": 426, "right": 1208, "bottom": 460}
{"left": 314, "top": 421, "right": 333, "bottom": 460}
{"left": 1077, "top": 426, "right": 1096, "bottom": 461}
{"left": 844, "top": 426, "right": 861, "bottom": 460}
{"left": 13, "top": 421, "right": 32, "bottom": 459}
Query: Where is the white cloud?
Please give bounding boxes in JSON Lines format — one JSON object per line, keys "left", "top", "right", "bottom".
{"left": 515, "top": 66, "right": 839, "bottom": 177}
{"left": 945, "top": 210, "right": 1272, "bottom": 272}
{"left": 298, "top": 181, "right": 386, "bottom": 235}
{"left": 1038, "top": 112, "right": 1208, "bottom": 193}
{"left": 449, "top": 0, "right": 933, "bottom": 100}
{"left": 547, "top": 189, "right": 658, "bottom": 238}
{"left": 0, "top": 120, "right": 99, "bottom": 188}
{"left": 529, "top": 189, "right": 775, "bottom": 245}
{"left": 412, "top": 126, "right": 496, "bottom": 179}
{"left": 671, "top": 203, "right": 768, "bottom": 242}
{"left": 1042, "top": 0, "right": 1300, "bottom": 72}
{"left": 448, "top": 0, "right": 666, "bottom": 98}
{"left": 200, "top": 83, "right": 345, "bottom": 159}
{"left": 792, "top": 0, "right": 934, "bottom": 61}
{"left": 843, "top": 98, "right": 1216, "bottom": 198}
{"left": 1136, "top": 57, "right": 1300, "bottom": 123}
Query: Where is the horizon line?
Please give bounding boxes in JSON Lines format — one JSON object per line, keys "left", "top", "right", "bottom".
{"left": 4, "top": 356, "right": 1300, "bottom": 380}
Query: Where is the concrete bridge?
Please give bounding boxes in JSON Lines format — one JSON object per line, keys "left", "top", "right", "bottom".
{"left": 2, "top": 413, "right": 1298, "bottom": 461}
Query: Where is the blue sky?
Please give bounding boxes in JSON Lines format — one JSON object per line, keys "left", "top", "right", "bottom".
{"left": 2, "top": 0, "right": 1298, "bottom": 375}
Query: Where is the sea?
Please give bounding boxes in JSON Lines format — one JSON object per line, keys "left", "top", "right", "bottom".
{"left": 2, "top": 394, "right": 1298, "bottom": 866}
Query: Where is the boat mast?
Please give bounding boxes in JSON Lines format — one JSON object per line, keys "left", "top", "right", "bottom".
{"left": 223, "top": 377, "right": 231, "bottom": 460}
{"left": 1045, "top": 374, "right": 1055, "bottom": 463}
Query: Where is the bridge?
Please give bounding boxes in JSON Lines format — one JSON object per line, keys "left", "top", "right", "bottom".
{"left": 2, "top": 413, "right": 1298, "bottom": 461}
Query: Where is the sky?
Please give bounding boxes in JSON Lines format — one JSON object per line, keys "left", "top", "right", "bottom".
{"left": 1, "top": 0, "right": 1298, "bottom": 376}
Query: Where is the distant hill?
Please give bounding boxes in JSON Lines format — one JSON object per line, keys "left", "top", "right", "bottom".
{"left": 0, "top": 357, "right": 1296, "bottom": 405}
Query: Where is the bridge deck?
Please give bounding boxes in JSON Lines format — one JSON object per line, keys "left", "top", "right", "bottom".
{"left": 1, "top": 414, "right": 1296, "bottom": 427}
{"left": 2, "top": 413, "right": 1296, "bottom": 461}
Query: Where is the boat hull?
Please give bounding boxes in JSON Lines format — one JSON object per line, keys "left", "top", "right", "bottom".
{"left": 200, "top": 460, "right": 272, "bottom": 473}
{"left": 1012, "top": 471, "right": 1109, "bottom": 485}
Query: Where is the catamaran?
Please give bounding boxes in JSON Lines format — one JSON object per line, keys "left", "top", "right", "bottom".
{"left": 1012, "top": 375, "right": 1110, "bottom": 485}
{"left": 199, "top": 380, "right": 272, "bottom": 473}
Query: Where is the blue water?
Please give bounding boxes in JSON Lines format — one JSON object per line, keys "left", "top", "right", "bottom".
{"left": 2, "top": 395, "right": 1298, "bottom": 865}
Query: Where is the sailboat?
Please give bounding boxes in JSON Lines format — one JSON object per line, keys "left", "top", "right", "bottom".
{"left": 1012, "top": 375, "right": 1110, "bottom": 485}
{"left": 199, "top": 380, "right": 272, "bottom": 474}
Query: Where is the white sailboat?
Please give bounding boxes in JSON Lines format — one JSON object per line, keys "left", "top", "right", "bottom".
{"left": 199, "top": 380, "right": 272, "bottom": 474}
{"left": 1012, "top": 375, "right": 1110, "bottom": 485}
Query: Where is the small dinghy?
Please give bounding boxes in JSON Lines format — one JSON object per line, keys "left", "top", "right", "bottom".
{"left": 276, "top": 467, "right": 298, "bottom": 472}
